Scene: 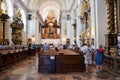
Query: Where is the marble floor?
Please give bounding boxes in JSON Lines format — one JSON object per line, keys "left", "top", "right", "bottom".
{"left": 0, "top": 55, "right": 120, "bottom": 80}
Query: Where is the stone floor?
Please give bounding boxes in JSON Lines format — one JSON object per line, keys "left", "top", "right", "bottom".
{"left": 0, "top": 55, "right": 120, "bottom": 80}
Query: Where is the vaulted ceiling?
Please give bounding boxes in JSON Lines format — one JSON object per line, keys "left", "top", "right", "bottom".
{"left": 26, "top": 0, "right": 75, "bottom": 11}
{"left": 21, "top": 0, "right": 76, "bottom": 21}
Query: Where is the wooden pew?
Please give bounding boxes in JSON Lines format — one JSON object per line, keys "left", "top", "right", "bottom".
{"left": 0, "top": 52, "right": 2, "bottom": 70}
{"left": 0, "top": 48, "right": 28, "bottom": 70}
{"left": 38, "top": 49, "right": 85, "bottom": 73}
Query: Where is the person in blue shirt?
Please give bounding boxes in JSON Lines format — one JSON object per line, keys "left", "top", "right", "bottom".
{"left": 95, "top": 45, "right": 104, "bottom": 73}
{"left": 43, "top": 43, "right": 50, "bottom": 52}
{"left": 31, "top": 44, "right": 36, "bottom": 55}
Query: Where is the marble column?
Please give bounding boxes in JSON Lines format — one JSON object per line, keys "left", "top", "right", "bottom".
{"left": 90, "top": 0, "right": 96, "bottom": 48}
{"left": 66, "top": 20, "right": 71, "bottom": 39}
{"left": 61, "top": 18, "right": 67, "bottom": 44}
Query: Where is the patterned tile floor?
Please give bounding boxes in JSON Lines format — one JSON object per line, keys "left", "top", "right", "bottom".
{"left": 0, "top": 55, "right": 120, "bottom": 80}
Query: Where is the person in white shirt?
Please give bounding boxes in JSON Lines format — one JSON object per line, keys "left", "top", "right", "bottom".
{"left": 81, "top": 44, "right": 94, "bottom": 73}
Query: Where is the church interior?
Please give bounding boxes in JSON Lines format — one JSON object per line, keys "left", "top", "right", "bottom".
{"left": 0, "top": 0, "right": 120, "bottom": 80}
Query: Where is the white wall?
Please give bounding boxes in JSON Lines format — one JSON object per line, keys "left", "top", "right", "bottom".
{"left": 94, "top": 0, "right": 107, "bottom": 48}
{"left": 6, "top": 0, "right": 13, "bottom": 45}
{"left": 41, "top": 39, "right": 61, "bottom": 44}
{"left": 61, "top": 16, "right": 67, "bottom": 44}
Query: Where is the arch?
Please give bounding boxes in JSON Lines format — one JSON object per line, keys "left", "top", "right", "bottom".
{"left": 39, "top": 0, "right": 60, "bottom": 22}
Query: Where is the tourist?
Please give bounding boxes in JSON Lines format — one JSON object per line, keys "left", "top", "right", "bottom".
{"left": 31, "top": 44, "right": 36, "bottom": 55}
{"left": 28, "top": 44, "right": 32, "bottom": 56}
{"left": 95, "top": 45, "right": 104, "bottom": 73}
{"left": 43, "top": 43, "right": 50, "bottom": 52}
{"left": 81, "top": 44, "right": 94, "bottom": 73}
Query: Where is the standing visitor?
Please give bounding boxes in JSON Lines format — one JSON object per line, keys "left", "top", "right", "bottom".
{"left": 31, "top": 44, "right": 36, "bottom": 55}
{"left": 43, "top": 43, "right": 50, "bottom": 52}
{"left": 95, "top": 45, "right": 104, "bottom": 73}
{"left": 81, "top": 44, "right": 94, "bottom": 73}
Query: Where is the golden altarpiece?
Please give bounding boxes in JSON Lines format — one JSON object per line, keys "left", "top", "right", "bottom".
{"left": 41, "top": 11, "right": 60, "bottom": 39}
{"left": 79, "top": 0, "right": 91, "bottom": 45}
{"left": 0, "top": 9, "right": 9, "bottom": 45}
{"left": 103, "top": 0, "right": 120, "bottom": 76}
{"left": 10, "top": 9, "right": 24, "bottom": 45}
{"left": 105, "top": 0, "right": 118, "bottom": 56}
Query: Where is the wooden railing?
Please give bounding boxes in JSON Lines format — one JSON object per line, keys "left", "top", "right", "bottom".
{"left": 103, "top": 55, "right": 120, "bottom": 76}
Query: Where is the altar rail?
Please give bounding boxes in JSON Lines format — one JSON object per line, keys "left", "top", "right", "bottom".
{"left": 103, "top": 55, "right": 120, "bottom": 76}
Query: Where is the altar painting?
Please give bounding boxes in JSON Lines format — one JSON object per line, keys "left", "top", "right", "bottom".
{"left": 41, "top": 11, "right": 60, "bottom": 39}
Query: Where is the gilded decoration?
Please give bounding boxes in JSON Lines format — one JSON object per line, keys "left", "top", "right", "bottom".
{"left": 106, "top": 0, "right": 115, "bottom": 34}
{"left": 41, "top": 10, "right": 60, "bottom": 39}
{"left": 105, "top": 0, "right": 119, "bottom": 56}
{"left": 80, "top": 0, "right": 91, "bottom": 44}
{"left": 10, "top": 9, "right": 24, "bottom": 45}
{"left": 0, "top": 1, "right": 9, "bottom": 45}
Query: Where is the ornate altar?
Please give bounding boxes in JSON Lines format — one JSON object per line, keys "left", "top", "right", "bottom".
{"left": 10, "top": 9, "right": 24, "bottom": 45}
{"left": 105, "top": 0, "right": 118, "bottom": 56}
{"left": 79, "top": 0, "right": 91, "bottom": 44}
{"left": 0, "top": 9, "right": 9, "bottom": 45}
{"left": 41, "top": 11, "right": 60, "bottom": 39}
{"left": 105, "top": 34, "right": 117, "bottom": 56}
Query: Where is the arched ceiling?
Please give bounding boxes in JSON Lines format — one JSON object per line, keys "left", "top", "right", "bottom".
{"left": 39, "top": 1, "right": 60, "bottom": 21}
{"left": 21, "top": 0, "right": 75, "bottom": 21}
{"left": 27, "top": 0, "right": 74, "bottom": 11}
